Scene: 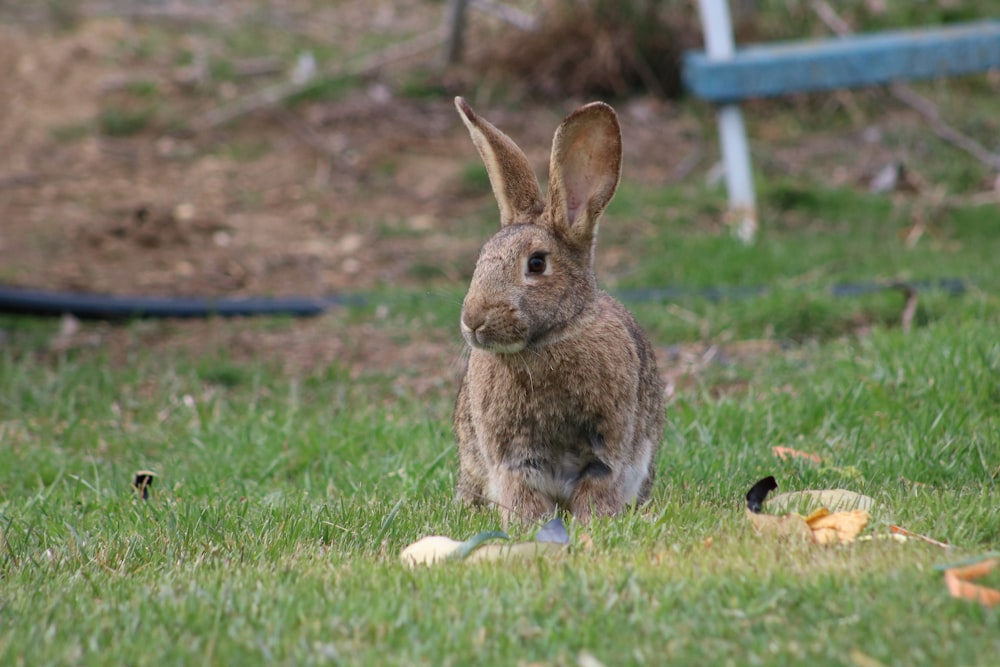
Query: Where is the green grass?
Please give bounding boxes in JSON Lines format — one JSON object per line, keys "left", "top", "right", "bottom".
{"left": 2, "top": 306, "right": 999, "bottom": 665}
{"left": 98, "top": 106, "right": 155, "bottom": 137}
{"left": 2, "top": 179, "right": 1000, "bottom": 664}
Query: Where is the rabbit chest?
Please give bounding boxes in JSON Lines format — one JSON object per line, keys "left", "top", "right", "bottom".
{"left": 465, "top": 335, "right": 640, "bottom": 498}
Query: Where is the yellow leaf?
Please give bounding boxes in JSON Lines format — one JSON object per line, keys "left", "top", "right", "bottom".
{"left": 806, "top": 509, "right": 871, "bottom": 545}
{"left": 803, "top": 507, "right": 830, "bottom": 523}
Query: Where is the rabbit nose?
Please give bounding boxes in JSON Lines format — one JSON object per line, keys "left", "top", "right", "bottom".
{"left": 461, "top": 309, "right": 486, "bottom": 334}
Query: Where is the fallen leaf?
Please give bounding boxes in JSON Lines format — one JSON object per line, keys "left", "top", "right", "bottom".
{"left": 772, "top": 446, "right": 822, "bottom": 464}
{"left": 943, "top": 558, "right": 1000, "bottom": 607}
{"left": 806, "top": 508, "right": 871, "bottom": 545}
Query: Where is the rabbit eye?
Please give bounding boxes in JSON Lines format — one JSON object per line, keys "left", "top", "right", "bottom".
{"left": 526, "top": 253, "right": 547, "bottom": 275}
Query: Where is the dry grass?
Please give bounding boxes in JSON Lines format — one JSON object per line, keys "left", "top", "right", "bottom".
{"left": 466, "top": 0, "right": 700, "bottom": 99}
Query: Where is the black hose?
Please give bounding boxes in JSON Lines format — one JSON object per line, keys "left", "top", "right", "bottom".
{"left": 615, "top": 278, "right": 967, "bottom": 303}
{"left": 0, "top": 278, "right": 968, "bottom": 320}
{"left": 0, "top": 286, "right": 363, "bottom": 320}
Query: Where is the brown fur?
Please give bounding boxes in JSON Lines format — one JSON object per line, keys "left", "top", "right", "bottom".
{"left": 453, "top": 97, "right": 664, "bottom": 526}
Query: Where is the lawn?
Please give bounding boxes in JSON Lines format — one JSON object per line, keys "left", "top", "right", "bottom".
{"left": 3, "top": 2, "right": 1000, "bottom": 664}
{"left": 2, "top": 176, "right": 999, "bottom": 666}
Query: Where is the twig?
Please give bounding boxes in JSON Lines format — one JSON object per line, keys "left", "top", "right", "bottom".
{"left": 810, "top": 0, "right": 1000, "bottom": 171}
{"left": 891, "top": 281, "right": 918, "bottom": 334}
{"left": 888, "top": 85, "right": 1000, "bottom": 170}
{"left": 890, "top": 525, "right": 950, "bottom": 549}
{"left": 196, "top": 30, "right": 444, "bottom": 131}
{"left": 810, "top": 0, "right": 851, "bottom": 35}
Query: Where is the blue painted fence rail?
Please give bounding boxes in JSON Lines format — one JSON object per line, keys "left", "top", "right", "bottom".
{"left": 684, "top": 20, "right": 1000, "bottom": 103}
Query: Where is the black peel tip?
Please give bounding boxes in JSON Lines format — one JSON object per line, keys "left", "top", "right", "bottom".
{"left": 746, "top": 476, "right": 778, "bottom": 513}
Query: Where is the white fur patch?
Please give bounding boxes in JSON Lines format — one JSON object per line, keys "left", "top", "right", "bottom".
{"left": 473, "top": 339, "right": 526, "bottom": 354}
{"left": 619, "top": 439, "right": 653, "bottom": 503}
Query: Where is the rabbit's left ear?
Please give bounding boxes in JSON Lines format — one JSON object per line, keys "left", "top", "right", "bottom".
{"left": 545, "top": 102, "right": 622, "bottom": 248}
{"left": 455, "top": 97, "right": 545, "bottom": 227}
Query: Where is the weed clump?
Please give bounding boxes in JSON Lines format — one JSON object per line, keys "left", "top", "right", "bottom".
{"left": 467, "top": 0, "right": 700, "bottom": 100}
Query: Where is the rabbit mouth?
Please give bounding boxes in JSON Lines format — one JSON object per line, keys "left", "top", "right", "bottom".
{"left": 460, "top": 319, "right": 527, "bottom": 354}
{"left": 462, "top": 328, "right": 527, "bottom": 354}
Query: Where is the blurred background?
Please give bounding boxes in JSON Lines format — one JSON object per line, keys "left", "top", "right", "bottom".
{"left": 1, "top": 0, "right": 997, "bottom": 387}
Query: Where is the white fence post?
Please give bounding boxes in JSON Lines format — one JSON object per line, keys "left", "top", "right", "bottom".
{"left": 697, "top": 0, "right": 758, "bottom": 243}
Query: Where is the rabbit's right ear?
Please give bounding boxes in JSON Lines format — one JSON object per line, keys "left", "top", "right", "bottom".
{"left": 455, "top": 97, "right": 544, "bottom": 226}
{"left": 545, "top": 102, "right": 622, "bottom": 253}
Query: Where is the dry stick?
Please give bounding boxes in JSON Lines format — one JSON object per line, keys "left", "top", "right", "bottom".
{"left": 888, "top": 85, "right": 1000, "bottom": 170}
{"left": 810, "top": 0, "right": 850, "bottom": 35}
{"left": 195, "top": 30, "right": 445, "bottom": 131}
{"left": 892, "top": 282, "right": 919, "bottom": 334}
{"left": 810, "top": 0, "right": 1000, "bottom": 171}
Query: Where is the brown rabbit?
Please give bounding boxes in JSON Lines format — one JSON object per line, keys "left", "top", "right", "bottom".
{"left": 452, "top": 97, "right": 664, "bottom": 526}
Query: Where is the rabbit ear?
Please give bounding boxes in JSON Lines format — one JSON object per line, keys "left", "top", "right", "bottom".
{"left": 545, "top": 102, "right": 622, "bottom": 247}
{"left": 455, "top": 97, "right": 544, "bottom": 226}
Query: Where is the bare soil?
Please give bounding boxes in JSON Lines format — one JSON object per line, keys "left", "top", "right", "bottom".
{"left": 0, "top": 7, "right": 708, "bottom": 387}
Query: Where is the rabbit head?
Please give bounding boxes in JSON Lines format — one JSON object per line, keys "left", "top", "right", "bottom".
{"left": 455, "top": 97, "right": 622, "bottom": 354}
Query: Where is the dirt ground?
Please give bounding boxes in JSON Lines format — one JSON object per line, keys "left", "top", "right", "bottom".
{"left": 0, "top": 4, "right": 710, "bottom": 388}
{"left": 0, "top": 7, "right": 705, "bottom": 298}
{"left": 0, "top": 3, "right": 980, "bottom": 393}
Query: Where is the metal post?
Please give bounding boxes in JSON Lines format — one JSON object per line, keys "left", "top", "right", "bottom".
{"left": 697, "top": 0, "right": 758, "bottom": 243}
{"left": 443, "top": 0, "right": 471, "bottom": 65}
